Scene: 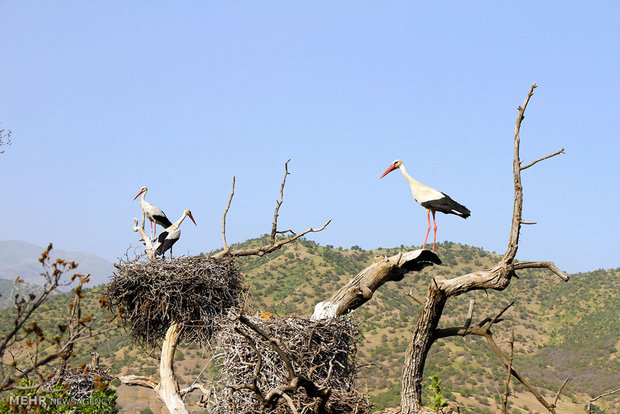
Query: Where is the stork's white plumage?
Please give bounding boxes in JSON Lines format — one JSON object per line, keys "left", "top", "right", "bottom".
{"left": 381, "top": 159, "right": 470, "bottom": 252}
{"left": 133, "top": 186, "right": 173, "bottom": 239}
{"left": 154, "top": 209, "right": 197, "bottom": 259}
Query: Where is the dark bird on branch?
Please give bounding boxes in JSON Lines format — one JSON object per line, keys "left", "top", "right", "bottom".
{"left": 381, "top": 159, "right": 470, "bottom": 252}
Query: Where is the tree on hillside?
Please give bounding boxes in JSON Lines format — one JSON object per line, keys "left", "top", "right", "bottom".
{"left": 312, "top": 83, "right": 569, "bottom": 414}
{"left": 109, "top": 84, "right": 571, "bottom": 414}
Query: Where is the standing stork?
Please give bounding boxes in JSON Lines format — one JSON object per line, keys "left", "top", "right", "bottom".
{"left": 380, "top": 159, "right": 470, "bottom": 252}
{"left": 154, "top": 209, "right": 197, "bottom": 259}
{"left": 133, "top": 186, "right": 173, "bottom": 239}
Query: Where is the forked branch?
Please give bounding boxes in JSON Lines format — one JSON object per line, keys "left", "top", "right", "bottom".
{"left": 435, "top": 304, "right": 566, "bottom": 413}
{"left": 214, "top": 160, "right": 331, "bottom": 259}
{"left": 400, "top": 84, "right": 569, "bottom": 414}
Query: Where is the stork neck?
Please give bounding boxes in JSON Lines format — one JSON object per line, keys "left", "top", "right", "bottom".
{"left": 172, "top": 213, "right": 188, "bottom": 229}
{"left": 139, "top": 191, "right": 148, "bottom": 208}
{"left": 399, "top": 164, "right": 421, "bottom": 187}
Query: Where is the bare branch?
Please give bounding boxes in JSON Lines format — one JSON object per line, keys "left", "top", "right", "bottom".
{"left": 520, "top": 148, "right": 565, "bottom": 171}
{"left": 586, "top": 388, "right": 620, "bottom": 413}
{"left": 552, "top": 377, "right": 570, "bottom": 408}
{"left": 510, "top": 261, "right": 569, "bottom": 281}
{"left": 214, "top": 219, "right": 332, "bottom": 259}
{"left": 406, "top": 289, "right": 424, "bottom": 306}
{"left": 221, "top": 176, "right": 236, "bottom": 254}
{"left": 213, "top": 160, "right": 331, "bottom": 260}
{"left": 312, "top": 249, "right": 441, "bottom": 320}
{"left": 118, "top": 375, "right": 158, "bottom": 389}
{"left": 271, "top": 159, "right": 291, "bottom": 245}
{"left": 179, "top": 382, "right": 211, "bottom": 399}
{"left": 501, "top": 330, "right": 515, "bottom": 414}
{"left": 133, "top": 217, "right": 155, "bottom": 260}
{"left": 488, "top": 302, "right": 514, "bottom": 330}
{"left": 463, "top": 299, "right": 475, "bottom": 330}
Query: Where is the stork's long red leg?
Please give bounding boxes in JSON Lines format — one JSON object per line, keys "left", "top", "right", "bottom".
{"left": 423, "top": 209, "right": 432, "bottom": 249}
{"left": 432, "top": 210, "right": 437, "bottom": 252}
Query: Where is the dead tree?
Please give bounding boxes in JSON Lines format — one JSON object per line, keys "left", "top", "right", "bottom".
{"left": 399, "top": 83, "right": 569, "bottom": 414}
{"left": 116, "top": 160, "right": 331, "bottom": 414}
{"left": 311, "top": 84, "right": 568, "bottom": 414}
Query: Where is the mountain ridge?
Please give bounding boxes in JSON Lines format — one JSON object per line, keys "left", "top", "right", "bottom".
{"left": 0, "top": 240, "right": 115, "bottom": 290}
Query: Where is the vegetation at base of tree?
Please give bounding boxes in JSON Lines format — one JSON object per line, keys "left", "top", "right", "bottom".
{"left": 0, "top": 379, "right": 118, "bottom": 414}
{"left": 425, "top": 373, "right": 448, "bottom": 411}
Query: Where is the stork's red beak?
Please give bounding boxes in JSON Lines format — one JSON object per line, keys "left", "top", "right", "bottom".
{"left": 133, "top": 189, "right": 144, "bottom": 200}
{"left": 380, "top": 164, "right": 397, "bottom": 178}
{"left": 188, "top": 212, "right": 197, "bottom": 226}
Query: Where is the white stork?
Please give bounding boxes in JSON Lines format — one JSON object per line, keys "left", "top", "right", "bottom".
{"left": 133, "top": 186, "right": 173, "bottom": 239}
{"left": 154, "top": 209, "right": 197, "bottom": 259}
{"left": 380, "top": 159, "right": 470, "bottom": 252}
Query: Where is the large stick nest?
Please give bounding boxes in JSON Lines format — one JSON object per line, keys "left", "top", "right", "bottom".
{"left": 207, "top": 315, "right": 371, "bottom": 414}
{"left": 107, "top": 256, "right": 246, "bottom": 348}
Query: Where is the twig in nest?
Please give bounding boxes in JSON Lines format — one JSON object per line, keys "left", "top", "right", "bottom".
{"left": 208, "top": 315, "right": 370, "bottom": 414}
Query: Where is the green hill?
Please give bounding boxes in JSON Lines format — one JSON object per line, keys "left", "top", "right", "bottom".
{"left": 1, "top": 238, "right": 618, "bottom": 413}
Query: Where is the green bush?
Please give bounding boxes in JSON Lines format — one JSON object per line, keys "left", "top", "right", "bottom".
{"left": 0, "top": 380, "right": 118, "bottom": 414}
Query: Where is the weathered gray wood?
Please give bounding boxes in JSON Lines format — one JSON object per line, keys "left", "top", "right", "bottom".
{"left": 311, "top": 249, "right": 441, "bottom": 321}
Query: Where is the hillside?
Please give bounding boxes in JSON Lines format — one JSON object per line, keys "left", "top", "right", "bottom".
{"left": 0, "top": 240, "right": 115, "bottom": 291}
{"left": 0, "top": 238, "right": 617, "bottom": 413}
{"left": 0, "top": 277, "right": 45, "bottom": 309}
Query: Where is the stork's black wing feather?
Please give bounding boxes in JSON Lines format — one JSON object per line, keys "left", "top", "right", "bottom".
{"left": 421, "top": 193, "right": 470, "bottom": 218}
{"left": 153, "top": 214, "right": 172, "bottom": 228}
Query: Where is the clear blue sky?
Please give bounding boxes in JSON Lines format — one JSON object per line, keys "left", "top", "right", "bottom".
{"left": 1, "top": 2, "right": 618, "bottom": 274}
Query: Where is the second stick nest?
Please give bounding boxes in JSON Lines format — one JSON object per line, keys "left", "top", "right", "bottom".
{"left": 208, "top": 315, "right": 371, "bottom": 414}
{"left": 107, "top": 256, "right": 246, "bottom": 348}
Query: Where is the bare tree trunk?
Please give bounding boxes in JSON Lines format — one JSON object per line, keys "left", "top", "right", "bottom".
{"left": 400, "top": 84, "right": 568, "bottom": 413}
{"left": 401, "top": 286, "right": 446, "bottom": 414}
{"left": 120, "top": 323, "right": 189, "bottom": 414}
{"left": 155, "top": 323, "right": 187, "bottom": 414}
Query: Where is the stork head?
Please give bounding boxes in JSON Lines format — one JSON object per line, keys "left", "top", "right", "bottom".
{"left": 184, "top": 209, "right": 197, "bottom": 226}
{"left": 133, "top": 186, "right": 148, "bottom": 200}
{"left": 380, "top": 159, "right": 403, "bottom": 178}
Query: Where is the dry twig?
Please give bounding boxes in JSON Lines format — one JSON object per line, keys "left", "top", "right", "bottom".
{"left": 214, "top": 160, "right": 331, "bottom": 259}
{"left": 208, "top": 315, "right": 370, "bottom": 414}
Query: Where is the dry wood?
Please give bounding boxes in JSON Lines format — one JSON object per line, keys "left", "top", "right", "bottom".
{"left": 213, "top": 159, "right": 331, "bottom": 259}
{"left": 400, "top": 84, "right": 568, "bottom": 414}
{"left": 311, "top": 250, "right": 441, "bottom": 320}
{"left": 133, "top": 217, "right": 156, "bottom": 260}
{"left": 586, "top": 387, "right": 620, "bottom": 413}
{"left": 209, "top": 315, "right": 370, "bottom": 414}
{"left": 119, "top": 323, "right": 190, "bottom": 414}
{"left": 501, "top": 330, "right": 514, "bottom": 414}
{"left": 435, "top": 304, "right": 562, "bottom": 413}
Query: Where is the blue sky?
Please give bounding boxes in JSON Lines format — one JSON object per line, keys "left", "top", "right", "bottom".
{"left": 1, "top": 2, "right": 618, "bottom": 274}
